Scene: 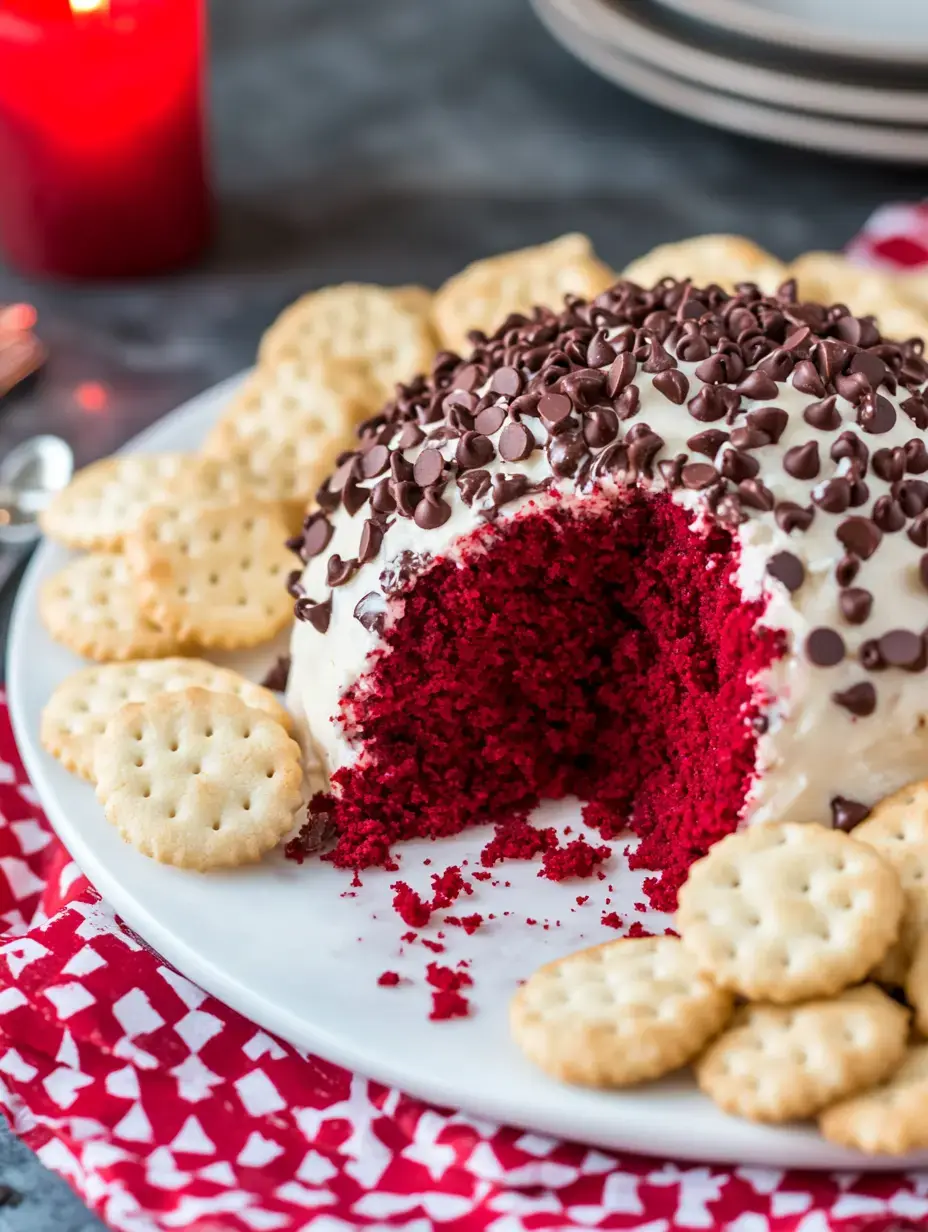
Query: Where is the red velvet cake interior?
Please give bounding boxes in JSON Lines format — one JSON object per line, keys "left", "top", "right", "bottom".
{"left": 316, "top": 491, "right": 784, "bottom": 909}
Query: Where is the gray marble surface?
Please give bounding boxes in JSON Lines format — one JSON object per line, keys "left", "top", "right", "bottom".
{"left": 0, "top": 0, "right": 927, "bottom": 1224}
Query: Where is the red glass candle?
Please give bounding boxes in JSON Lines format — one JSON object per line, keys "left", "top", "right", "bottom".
{"left": 0, "top": 0, "right": 211, "bottom": 279}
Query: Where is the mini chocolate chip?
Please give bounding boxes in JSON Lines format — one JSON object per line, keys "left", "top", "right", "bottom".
{"left": 696, "top": 348, "right": 744, "bottom": 384}
{"left": 474, "top": 405, "right": 506, "bottom": 436}
{"left": 832, "top": 682, "right": 877, "bottom": 717}
{"left": 582, "top": 407, "right": 619, "bottom": 449}
{"left": 681, "top": 462, "right": 719, "bottom": 490}
{"left": 735, "top": 370, "right": 779, "bottom": 401}
{"left": 831, "top": 431, "right": 869, "bottom": 470}
{"left": 906, "top": 438, "right": 928, "bottom": 473}
{"left": 729, "top": 426, "right": 771, "bottom": 451}
{"left": 872, "top": 447, "right": 906, "bottom": 483}
{"left": 538, "top": 391, "right": 574, "bottom": 430}
{"left": 356, "top": 442, "right": 388, "bottom": 478}
{"left": 413, "top": 448, "right": 444, "bottom": 487}
{"left": 872, "top": 495, "right": 906, "bottom": 533}
{"left": 455, "top": 431, "right": 494, "bottom": 470}
{"left": 301, "top": 514, "right": 333, "bottom": 560}
{"left": 261, "top": 655, "right": 291, "bottom": 692}
{"left": 766, "top": 551, "right": 804, "bottom": 592}
{"left": 783, "top": 325, "right": 812, "bottom": 351}
{"left": 720, "top": 447, "right": 760, "bottom": 482}
{"left": 858, "top": 391, "right": 896, "bottom": 434}
{"left": 775, "top": 501, "right": 814, "bottom": 533}
{"left": 613, "top": 383, "right": 641, "bottom": 421}
{"left": 342, "top": 476, "right": 370, "bottom": 517}
{"left": 802, "top": 395, "right": 841, "bottom": 431}
{"left": 652, "top": 368, "right": 690, "bottom": 405}
{"left": 458, "top": 469, "right": 491, "bottom": 506}
{"left": 901, "top": 393, "right": 928, "bottom": 429}
{"left": 738, "top": 478, "right": 775, "bottom": 511}
{"left": 747, "top": 406, "right": 789, "bottom": 442}
{"left": 499, "top": 421, "right": 535, "bottom": 461}
{"left": 390, "top": 452, "right": 414, "bottom": 482}
{"left": 658, "top": 453, "right": 686, "bottom": 490}
{"left": 676, "top": 333, "right": 711, "bottom": 362}
{"left": 848, "top": 350, "right": 888, "bottom": 388}
{"left": 806, "top": 627, "right": 845, "bottom": 667}
{"left": 831, "top": 796, "right": 871, "bottom": 831}
{"left": 836, "top": 554, "right": 860, "bottom": 587}
{"left": 835, "top": 370, "right": 872, "bottom": 405}
{"left": 814, "top": 477, "right": 851, "bottom": 514}
{"left": 607, "top": 353, "right": 637, "bottom": 397}
{"left": 327, "top": 554, "right": 359, "bottom": 587}
{"left": 491, "top": 473, "right": 530, "bottom": 508}
{"left": 897, "top": 478, "right": 928, "bottom": 517}
{"left": 626, "top": 428, "right": 664, "bottom": 481}
{"left": 879, "top": 629, "right": 926, "bottom": 671}
{"left": 860, "top": 638, "right": 885, "bottom": 670}
{"left": 920, "top": 553, "right": 928, "bottom": 591}
{"left": 849, "top": 477, "right": 870, "bottom": 508}
{"left": 314, "top": 479, "right": 340, "bottom": 513}
{"left": 443, "top": 388, "right": 476, "bottom": 417}
{"left": 756, "top": 350, "right": 794, "bottom": 382}
{"left": 547, "top": 432, "right": 589, "bottom": 478}
{"left": 353, "top": 591, "right": 386, "bottom": 635}
{"left": 371, "top": 477, "right": 396, "bottom": 514}
{"left": 392, "top": 479, "right": 422, "bottom": 519}
{"left": 297, "top": 595, "right": 332, "bottom": 634}
{"left": 330, "top": 455, "right": 360, "bottom": 493}
{"left": 491, "top": 366, "right": 523, "bottom": 396}
{"left": 783, "top": 441, "right": 820, "bottom": 481}
{"left": 687, "top": 429, "right": 729, "bottom": 458}
{"left": 587, "top": 330, "right": 616, "bottom": 369}
{"left": 836, "top": 516, "right": 882, "bottom": 559}
{"left": 358, "top": 519, "right": 383, "bottom": 565}
{"left": 909, "top": 510, "right": 928, "bottom": 548}
{"left": 642, "top": 336, "right": 676, "bottom": 373}
{"left": 791, "top": 359, "right": 827, "bottom": 397}
{"left": 688, "top": 386, "right": 730, "bottom": 423}
{"left": 414, "top": 488, "right": 452, "bottom": 529}
{"left": 839, "top": 587, "right": 873, "bottom": 623}
{"left": 452, "top": 363, "right": 482, "bottom": 392}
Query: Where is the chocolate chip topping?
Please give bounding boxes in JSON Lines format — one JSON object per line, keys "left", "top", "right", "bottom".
{"left": 805, "top": 627, "right": 845, "bottom": 667}
{"left": 300, "top": 513, "right": 333, "bottom": 560}
{"left": 455, "top": 431, "right": 494, "bottom": 470}
{"left": 839, "top": 588, "right": 873, "bottom": 624}
{"left": 413, "top": 448, "right": 444, "bottom": 487}
{"left": 878, "top": 629, "right": 925, "bottom": 671}
{"left": 836, "top": 516, "right": 883, "bottom": 560}
{"left": 803, "top": 395, "right": 841, "bottom": 432}
{"left": 872, "top": 495, "right": 906, "bottom": 533}
{"left": 652, "top": 368, "right": 690, "bottom": 405}
{"left": 747, "top": 406, "right": 788, "bottom": 442}
{"left": 414, "top": 487, "right": 452, "bottom": 529}
{"left": 458, "top": 469, "right": 491, "bottom": 506}
{"left": 783, "top": 441, "right": 820, "bottom": 481}
{"left": 326, "top": 554, "right": 359, "bottom": 587}
{"left": 538, "top": 391, "right": 572, "bottom": 428}
{"left": 766, "top": 551, "right": 804, "bottom": 592}
{"left": 361, "top": 444, "right": 390, "bottom": 479}
{"left": 295, "top": 594, "right": 332, "bottom": 634}
{"left": 681, "top": 462, "right": 719, "bottom": 490}
{"left": 687, "top": 429, "right": 729, "bottom": 458}
{"left": 775, "top": 501, "right": 814, "bottom": 533}
{"left": 398, "top": 421, "right": 426, "bottom": 450}
{"left": 260, "top": 655, "right": 290, "bottom": 692}
{"left": 858, "top": 391, "right": 897, "bottom": 435}
{"left": 832, "top": 682, "right": 877, "bottom": 717}
{"left": 474, "top": 405, "right": 505, "bottom": 436}
{"left": 831, "top": 796, "right": 871, "bottom": 832}
{"left": 499, "top": 421, "right": 536, "bottom": 462}
{"left": 813, "top": 477, "right": 851, "bottom": 514}
{"left": 607, "top": 352, "right": 637, "bottom": 397}
{"left": 358, "top": 519, "right": 384, "bottom": 566}
{"left": 491, "top": 366, "right": 523, "bottom": 396}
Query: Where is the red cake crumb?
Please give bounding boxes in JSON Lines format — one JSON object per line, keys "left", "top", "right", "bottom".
{"left": 601, "top": 911, "right": 623, "bottom": 929}
{"left": 429, "top": 991, "right": 470, "bottom": 1021}
{"left": 576, "top": 896, "right": 589, "bottom": 906}
{"left": 526, "top": 918, "right": 537, "bottom": 926}
{"left": 314, "top": 495, "right": 782, "bottom": 911}
{"left": 391, "top": 883, "right": 431, "bottom": 928}
{"left": 472, "top": 871, "right": 491, "bottom": 882}
{"left": 540, "top": 837, "right": 610, "bottom": 881}
{"left": 377, "top": 971, "right": 401, "bottom": 986}
{"left": 400, "top": 930, "right": 417, "bottom": 943}
{"left": 430, "top": 866, "right": 471, "bottom": 908}
{"left": 627, "top": 921, "right": 654, "bottom": 939}
{"left": 421, "top": 939, "right": 445, "bottom": 954}
{"left": 480, "top": 820, "right": 557, "bottom": 868}
{"left": 426, "top": 962, "right": 472, "bottom": 991}
{"left": 444, "top": 914, "right": 484, "bottom": 935}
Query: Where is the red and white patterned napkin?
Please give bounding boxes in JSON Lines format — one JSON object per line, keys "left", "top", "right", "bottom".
{"left": 6, "top": 207, "right": 928, "bottom": 1232}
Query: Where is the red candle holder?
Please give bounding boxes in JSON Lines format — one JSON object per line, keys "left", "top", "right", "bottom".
{"left": 0, "top": 0, "right": 212, "bottom": 280}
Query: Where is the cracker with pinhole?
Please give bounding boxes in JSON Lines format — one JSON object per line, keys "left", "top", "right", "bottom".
{"left": 696, "top": 985, "right": 909, "bottom": 1124}
{"left": 906, "top": 930, "right": 928, "bottom": 1037}
{"left": 202, "top": 359, "right": 368, "bottom": 524}
{"left": 94, "top": 688, "right": 303, "bottom": 870}
{"left": 434, "top": 234, "right": 615, "bottom": 355}
{"left": 621, "top": 235, "right": 786, "bottom": 295}
{"left": 676, "top": 823, "right": 903, "bottom": 1004}
{"left": 40, "top": 553, "right": 182, "bottom": 662}
{"left": 788, "top": 251, "right": 928, "bottom": 339}
{"left": 42, "top": 658, "right": 294, "bottom": 782}
{"left": 854, "top": 783, "right": 928, "bottom": 987}
{"left": 819, "top": 1043, "right": 928, "bottom": 1155}
{"left": 126, "top": 500, "right": 295, "bottom": 650}
{"left": 39, "top": 453, "right": 248, "bottom": 551}
{"left": 510, "top": 936, "right": 733, "bottom": 1088}
{"left": 258, "top": 282, "right": 438, "bottom": 401}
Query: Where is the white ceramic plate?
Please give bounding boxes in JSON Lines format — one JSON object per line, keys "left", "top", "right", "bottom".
{"left": 534, "top": 0, "right": 928, "bottom": 164}
{"left": 9, "top": 376, "right": 928, "bottom": 1169}
{"left": 652, "top": 0, "right": 928, "bottom": 66}
{"left": 571, "top": 0, "right": 928, "bottom": 125}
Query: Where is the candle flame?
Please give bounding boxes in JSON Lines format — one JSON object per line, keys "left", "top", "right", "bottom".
{"left": 69, "top": 0, "right": 108, "bottom": 13}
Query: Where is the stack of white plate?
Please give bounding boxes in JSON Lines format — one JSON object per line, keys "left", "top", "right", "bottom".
{"left": 531, "top": 0, "right": 928, "bottom": 162}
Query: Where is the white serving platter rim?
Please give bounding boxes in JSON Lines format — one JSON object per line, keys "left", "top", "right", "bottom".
{"left": 9, "top": 374, "right": 928, "bottom": 1171}
{"left": 533, "top": 0, "right": 928, "bottom": 165}
{"left": 570, "top": 0, "right": 928, "bottom": 126}
{"left": 651, "top": 0, "right": 928, "bottom": 67}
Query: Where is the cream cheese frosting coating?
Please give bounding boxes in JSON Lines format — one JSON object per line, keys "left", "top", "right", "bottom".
{"left": 286, "top": 277, "right": 928, "bottom": 831}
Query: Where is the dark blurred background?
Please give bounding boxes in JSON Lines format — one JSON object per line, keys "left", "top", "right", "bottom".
{"left": 0, "top": 0, "right": 926, "bottom": 1224}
